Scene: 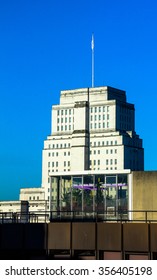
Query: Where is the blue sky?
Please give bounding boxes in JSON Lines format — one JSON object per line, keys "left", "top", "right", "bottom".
{"left": 0, "top": 0, "right": 157, "bottom": 200}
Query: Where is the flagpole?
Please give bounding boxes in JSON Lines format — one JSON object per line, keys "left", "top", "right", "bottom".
{"left": 91, "top": 34, "right": 94, "bottom": 88}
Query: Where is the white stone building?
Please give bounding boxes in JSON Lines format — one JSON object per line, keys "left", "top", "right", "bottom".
{"left": 42, "top": 86, "right": 144, "bottom": 205}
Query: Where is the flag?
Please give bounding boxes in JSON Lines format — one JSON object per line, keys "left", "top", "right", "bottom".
{"left": 91, "top": 34, "right": 94, "bottom": 50}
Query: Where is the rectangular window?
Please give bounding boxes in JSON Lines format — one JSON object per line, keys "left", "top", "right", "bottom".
{"left": 99, "top": 107, "right": 101, "bottom": 112}
{"left": 56, "top": 162, "right": 58, "bottom": 167}
{"left": 99, "top": 115, "right": 101, "bottom": 120}
{"left": 95, "top": 107, "right": 97, "bottom": 113}
{"left": 57, "top": 110, "right": 60, "bottom": 116}
{"left": 106, "top": 159, "right": 108, "bottom": 165}
{"left": 65, "top": 109, "right": 67, "bottom": 115}
{"left": 115, "top": 149, "right": 117, "bottom": 154}
{"left": 110, "top": 159, "right": 113, "bottom": 165}
{"left": 115, "top": 159, "right": 117, "bottom": 164}
{"left": 98, "top": 160, "right": 100, "bottom": 165}
{"left": 61, "top": 110, "right": 63, "bottom": 115}
{"left": 69, "top": 109, "right": 71, "bottom": 115}
{"left": 64, "top": 161, "right": 66, "bottom": 167}
{"left": 110, "top": 149, "right": 113, "bottom": 154}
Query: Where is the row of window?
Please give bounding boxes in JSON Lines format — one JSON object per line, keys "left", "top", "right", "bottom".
{"left": 91, "top": 122, "right": 110, "bottom": 129}
{"left": 48, "top": 151, "right": 70, "bottom": 157}
{"left": 57, "top": 109, "right": 73, "bottom": 116}
{"left": 57, "top": 106, "right": 109, "bottom": 116}
{"left": 48, "top": 143, "right": 70, "bottom": 149}
{"left": 90, "top": 114, "right": 109, "bottom": 121}
{"left": 91, "top": 149, "right": 117, "bottom": 155}
{"left": 57, "top": 125, "right": 73, "bottom": 131}
{"left": 48, "top": 161, "right": 70, "bottom": 168}
{"left": 91, "top": 140, "right": 118, "bottom": 146}
{"left": 90, "top": 106, "right": 109, "bottom": 113}
{"left": 90, "top": 159, "right": 117, "bottom": 166}
{"left": 57, "top": 117, "right": 74, "bottom": 123}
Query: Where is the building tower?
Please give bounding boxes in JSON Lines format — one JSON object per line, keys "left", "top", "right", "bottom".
{"left": 42, "top": 86, "right": 144, "bottom": 205}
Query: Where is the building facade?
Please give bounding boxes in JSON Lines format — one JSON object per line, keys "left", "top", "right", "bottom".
{"left": 42, "top": 86, "right": 144, "bottom": 206}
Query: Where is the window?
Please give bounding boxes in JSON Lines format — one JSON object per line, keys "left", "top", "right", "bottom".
{"left": 65, "top": 109, "right": 67, "bottom": 115}
{"left": 99, "top": 115, "right": 101, "bottom": 120}
{"left": 57, "top": 126, "right": 59, "bottom": 131}
{"left": 65, "top": 117, "right": 67, "bottom": 123}
{"left": 98, "top": 141, "right": 100, "bottom": 146}
{"left": 68, "top": 161, "right": 70, "bottom": 166}
{"left": 29, "top": 197, "right": 31, "bottom": 200}
{"left": 94, "top": 123, "right": 97, "bottom": 129}
{"left": 91, "top": 115, "right": 93, "bottom": 121}
{"left": 48, "top": 162, "right": 50, "bottom": 167}
{"left": 91, "top": 107, "right": 93, "bottom": 113}
{"left": 56, "top": 162, "right": 58, "bottom": 167}
{"left": 52, "top": 162, "right": 54, "bottom": 167}
{"left": 56, "top": 152, "right": 58, "bottom": 156}
{"left": 106, "top": 159, "right": 108, "bottom": 165}
{"left": 57, "top": 110, "right": 60, "bottom": 116}
{"left": 37, "top": 196, "right": 39, "bottom": 200}
{"left": 48, "top": 153, "right": 51, "bottom": 157}
{"left": 69, "top": 117, "right": 71, "bottom": 122}
{"left": 94, "top": 150, "right": 96, "bottom": 154}
{"left": 115, "top": 149, "right": 117, "bottom": 154}
{"left": 115, "top": 159, "right": 117, "bottom": 164}
{"left": 95, "top": 115, "right": 97, "bottom": 121}
{"left": 98, "top": 150, "right": 100, "bottom": 154}
{"left": 107, "top": 114, "right": 109, "bottom": 120}
{"left": 64, "top": 152, "right": 66, "bottom": 156}
{"left": 33, "top": 196, "right": 35, "bottom": 200}
{"left": 61, "top": 110, "right": 63, "bottom": 115}
{"left": 111, "top": 141, "right": 113, "bottom": 145}
{"left": 106, "top": 141, "right": 109, "bottom": 145}
{"left": 106, "top": 150, "right": 108, "bottom": 154}
{"left": 64, "top": 161, "right": 66, "bottom": 167}
{"left": 99, "top": 107, "right": 101, "bottom": 112}
{"left": 103, "top": 106, "right": 105, "bottom": 112}
{"left": 98, "top": 160, "right": 100, "bottom": 165}
{"left": 110, "top": 159, "right": 113, "bottom": 165}
{"left": 110, "top": 149, "right": 113, "bottom": 154}
{"left": 95, "top": 107, "right": 97, "bottom": 113}
{"left": 115, "top": 140, "right": 117, "bottom": 145}
{"left": 69, "top": 109, "right": 71, "bottom": 115}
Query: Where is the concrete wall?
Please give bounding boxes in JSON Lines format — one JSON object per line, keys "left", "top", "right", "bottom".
{"left": 132, "top": 171, "right": 157, "bottom": 220}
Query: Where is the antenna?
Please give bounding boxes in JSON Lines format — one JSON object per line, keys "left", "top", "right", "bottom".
{"left": 91, "top": 34, "right": 94, "bottom": 88}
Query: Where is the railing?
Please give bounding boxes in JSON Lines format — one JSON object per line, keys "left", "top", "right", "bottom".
{"left": 1, "top": 209, "right": 157, "bottom": 223}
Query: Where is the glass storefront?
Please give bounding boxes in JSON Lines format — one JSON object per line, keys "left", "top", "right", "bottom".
{"left": 50, "top": 173, "right": 128, "bottom": 220}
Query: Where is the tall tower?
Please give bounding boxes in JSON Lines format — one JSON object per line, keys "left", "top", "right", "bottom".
{"left": 42, "top": 86, "right": 144, "bottom": 203}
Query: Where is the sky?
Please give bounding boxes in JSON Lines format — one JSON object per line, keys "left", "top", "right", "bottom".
{"left": 0, "top": 0, "right": 157, "bottom": 200}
